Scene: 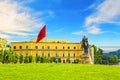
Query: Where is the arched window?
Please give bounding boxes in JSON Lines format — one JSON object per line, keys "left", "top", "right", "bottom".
{"left": 74, "top": 46, "right": 76, "bottom": 50}
{"left": 47, "top": 46, "right": 50, "bottom": 49}
{"left": 63, "top": 53, "right": 65, "bottom": 57}
{"left": 68, "top": 53, "right": 70, "bottom": 57}
{"left": 68, "top": 46, "right": 70, "bottom": 49}
{"left": 42, "top": 46, "right": 44, "bottom": 49}
{"left": 48, "top": 53, "right": 50, "bottom": 57}
{"left": 55, "top": 46, "right": 57, "bottom": 49}
{"left": 26, "top": 46, "right": 28, "bottom": 49}
{"left": 19, "top": 46, "right": 22, "bottom": 49}
{"left": 74, "top": 53, "right": 76, "bottom": 57}
{"left": 35, "top": 46, "right": 38, "bottom": 49}
{"left": 63, "top": 46, "right": 65, "bottom": 49}
{"left": 14, "top": 46, "right": 16, "bottom": 49}
{"left": 42, "top": 52, "right": 44, "bottom": 57}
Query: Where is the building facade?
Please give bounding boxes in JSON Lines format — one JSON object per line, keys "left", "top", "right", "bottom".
{"left": 11, "top": 37, "right": 94, "bottom": 63}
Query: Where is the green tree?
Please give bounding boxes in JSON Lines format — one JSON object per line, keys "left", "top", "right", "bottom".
{"left": 19, "top": 54, "right": 23, "bottom": 64}
{"left": 109, "top": 55, "right": 118, "bottom": 64}
{"left": 58, "top": 58, "right": 61, "bottom": 63}
{"left": 35, "top": 56, "right": 40, "bottom": 63}
{"left": 74, "top": 59, "right": 79, "bottom": 63}
{"left": 24, "top": 56, "right": 29, "bottom": 63}
{"left": 40, "top": 57, "right": 44, "bottom": 63}
{"left": 13, "top": 54, "right": 18, "bottom": 64}
{"left": 50, "top": 57, "right": 56, "bottom": 63}
{"left": 66, "top": 58, "right": 70, "bottom": 63}
{"left": 102, "top": 54, "right": 109, "bottom": 64}
{"left": 29, "top": 55, "right": 33, "bottom": 63}
{"left": 91, "top": 45, "right": 103, "bottom": 64}
{"left": 0, "top": 49, "right": 3, "bottom": 63}
{"left": 2, "top": 50, "right": 9, "bottom": 64}
{"left": 63, "top": 60, "right": 65, "bottom": 63}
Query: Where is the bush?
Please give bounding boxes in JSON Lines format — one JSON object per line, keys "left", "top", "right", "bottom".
{"left": 74, "top": 59, "right": 79, "bottom": 63}
{"left": 19, "top": 54, "right": 23, "bottom": 64}
{"left": 35, "top": 56, "right": 40, "bottom": 63}
{"left": 40, "top": 57, "right": 44, "bottom": 63}
{"left": 66, "top": 58, "right": 70, "bottom": 63}
{"left": 63, "top": 60, "right": 65, "bottom": 63}
{"left": 29, "top": 55, "right": 33, "bottom": 63}
{"left": 50, "top": 57, "right": 56, "bottom": 63}
{"left": 14, "top": 54, "right": 18, "bottom": 64}
{"left": 24, "top": 56, "right": 29, "bottom": 63}
{"left": 58, "top": 58, "right": 61, "bottom": 63}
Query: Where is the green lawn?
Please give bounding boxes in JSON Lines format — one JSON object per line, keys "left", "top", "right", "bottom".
{"left": 0, "top": 64, "right": 120, "bottom": 80}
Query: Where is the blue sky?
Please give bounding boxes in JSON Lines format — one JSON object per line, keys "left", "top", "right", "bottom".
{"left": 0, "top": 0, "right": 120, "bottom": 52}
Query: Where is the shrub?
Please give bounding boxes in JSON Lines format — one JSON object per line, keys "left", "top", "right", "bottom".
{"left": 29, "top": 55, "right": 33, "bottom": 63}
{"left": 19, "top": 54, "right": 23, "bottom": 64}
{"left": 24, "top": 56, "right": 29, "bottom": 63}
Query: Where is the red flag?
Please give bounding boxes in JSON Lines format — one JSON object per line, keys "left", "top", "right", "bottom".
{"left": 36, "top": 25, "right": 46, "bottom": 43}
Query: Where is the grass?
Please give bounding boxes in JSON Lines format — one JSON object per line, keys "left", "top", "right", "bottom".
{"left": 0, "top": 63, "right": 120, "bottom": 80}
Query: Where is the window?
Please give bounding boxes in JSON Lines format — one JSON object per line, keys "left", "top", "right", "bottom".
{"left": 26, "top": 46, "right": 28, "bottom": 49}
{"left": 56, "top": 53, "right": 58, "bottom": 57}
{"left": 35, "top": 46, "right": 38, "bottom": 49}
{"left": 68, "top": 53, "right": 70, "bottom": 57}
{"left": 55, "top": 46, "right": 57, "bottom": 49}
{"left": 63, "top": 46, "right": 65, "bottom": 49}
{"left": 19, "top": 46, "right": 22, "bottom": 49}
{"left": 42, "top": 46, "right": 44, "bottom": 49}
{"left": 36, "top": 53, "right": 38, "bottom": 56}
{"left": 14, "top": 46, "right": 16, "bottom": 49}
{"left": 74, "top": 53, "right": 76, "bottom": 57}
{"left": 68, "top": 46, "right": 70, "bottom": 49}
{"left": 26, "top": 52, "right": 28, "bottom": 56}
{"left": 74, "top": 46, "right": 76, "bottom": 50}
{"left": 47, "top": 46, "right": 50, "bottom": 49}
{"left": 48, "top": 53, "right": 50, "bottom": 57}
{"left": 42, "top": 52, "right": 44, "bottom": 57}
{"left": 63, "top": 53, "right": 65, "bottom": 57}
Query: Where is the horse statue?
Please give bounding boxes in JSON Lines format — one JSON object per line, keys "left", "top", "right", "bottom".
{"left": 81, "top": 36, "right": 89, "bottom": 54}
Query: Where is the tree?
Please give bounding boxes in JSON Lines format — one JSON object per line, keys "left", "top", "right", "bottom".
{"left": 66, "top": 58, "right": 70, "bottom": 63}
{"left": 24, "top": 56, "right": 29, "bottom": 63}
{"left": 63, "top": 60, "right": 65, "bottom": 63}
{"left": 13, "top": 54, "right": 18, "bottom": 64}
{"left": 40, "top": 57, "right": 44, "bottom": 63}
{"left": 58, "top": 58, "right": 61, "bottom": 63}
{"left": 91, "top": 45, "right": 103, "bottom": 64}
{"left": 19, "top": 54, "right": 23, "bottom": 64}
{"left": 50, "top": 57, "right": 56, "bottom": 63}
{"left": 35, "top": 56, "right": 40, "bottom": 63}
{"left": 2, "top": 50, "right": 9, "bottom": 64}
{"left": 0, "top": 49, "right": 3, "bottom": 63}
{"left": 74, "top": 59, "right": 79, "bottom": 63}
{"left": 102, "top": 54, "right": 109, "bottom": 64}
{"left": 109, "top": 55, "right": 118, "bottom": 64}
{"left": 29, "top": 55, "right": 33, "bottom": 63}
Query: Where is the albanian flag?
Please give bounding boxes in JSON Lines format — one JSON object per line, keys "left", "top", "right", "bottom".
{"left": 36, "top": 25, "right": 46, "bottom": 43}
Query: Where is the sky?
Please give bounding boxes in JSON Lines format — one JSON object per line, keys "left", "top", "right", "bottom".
{"left": 0, "top": 0, "right": 120, "bottom": 52}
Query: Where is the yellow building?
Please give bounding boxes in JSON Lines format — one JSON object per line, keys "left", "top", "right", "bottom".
{"left": 11, "top": 37, "right": 94, "bottom": 63}
{"left": 0, "top": 38, "right": 7, "bottom": 50}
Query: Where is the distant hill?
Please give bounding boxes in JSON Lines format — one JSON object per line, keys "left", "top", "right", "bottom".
{"left": 107, "top": 49, "right": 120, "bottom": 59}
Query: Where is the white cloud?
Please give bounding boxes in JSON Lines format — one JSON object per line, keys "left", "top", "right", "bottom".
{"left": 72, "top": 31, "right": 85, "bottom": 35}
{"left": 0, "top": 33, "right": 10, "bottom": 39}
{"left": 0, "top": 0, "right": 44, "bottom": 40}
{"left": 86, "top": 26, "right": 102, "bottom": 34}
{"left": 85, "top": 0, "right": 120, "bottom": 34}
